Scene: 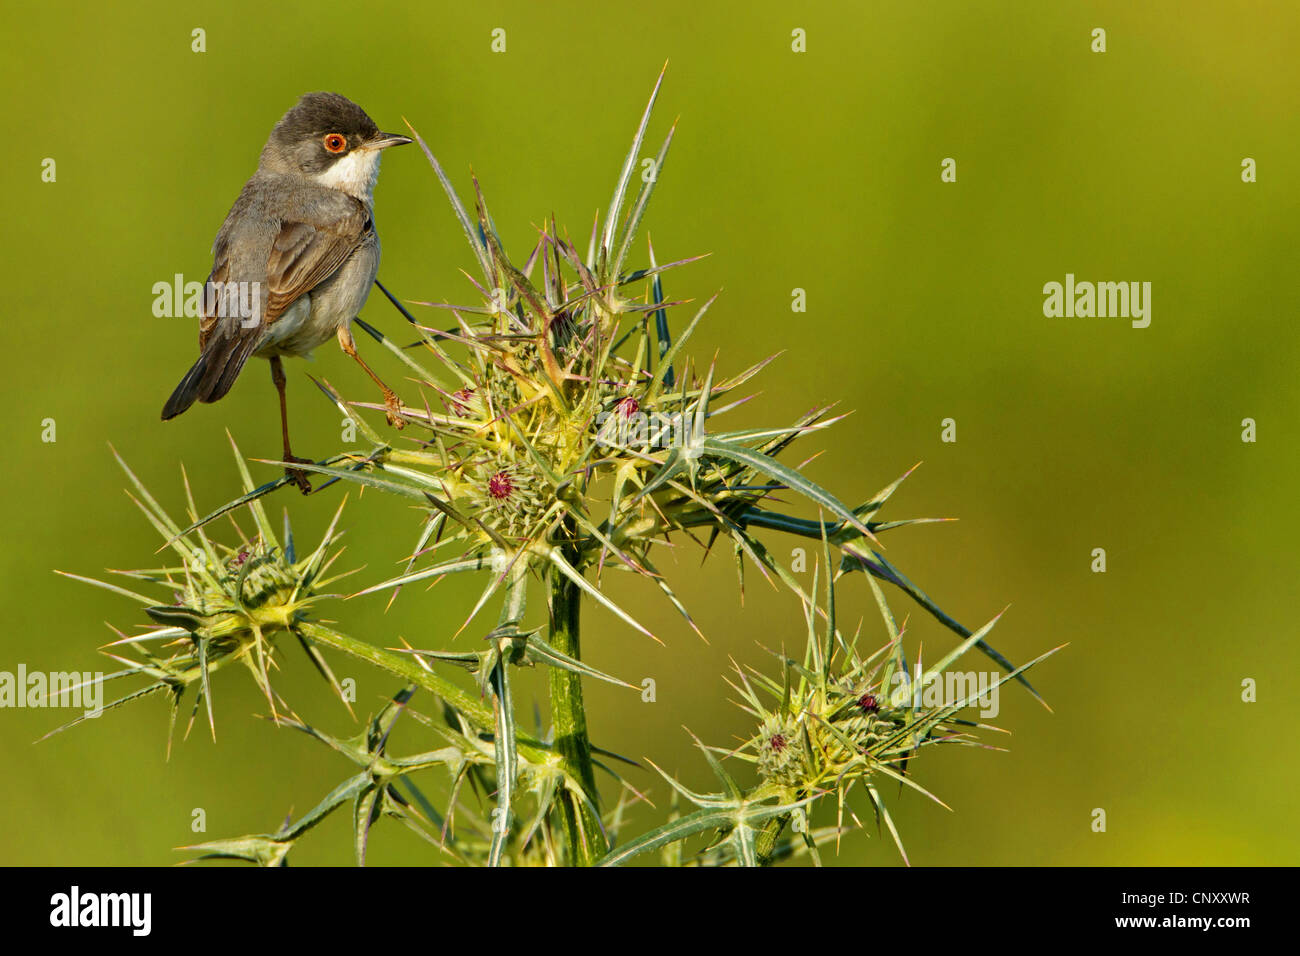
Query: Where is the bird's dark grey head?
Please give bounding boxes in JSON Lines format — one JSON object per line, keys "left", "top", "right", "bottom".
{"left": 258, "top": 92, "right": 411, "bottom": 196}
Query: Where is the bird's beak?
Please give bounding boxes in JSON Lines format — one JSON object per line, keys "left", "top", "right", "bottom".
{"left": 365, "top": 132, "right": 414, "bottom": 151}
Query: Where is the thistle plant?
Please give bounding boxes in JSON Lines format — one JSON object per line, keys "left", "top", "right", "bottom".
{"left": 59, "top": 69, "right": 1059, "bottom": 866}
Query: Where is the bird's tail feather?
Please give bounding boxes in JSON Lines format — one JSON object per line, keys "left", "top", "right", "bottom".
{"left": 160, "top": 334, "right": 260, "bottom": 420}
{"left": 160, "top": 353, "right": 210, "bottom": 420}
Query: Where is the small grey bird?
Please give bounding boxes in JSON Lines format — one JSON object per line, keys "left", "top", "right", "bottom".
{"left": 161, "top": 91, "right": 412, "bottom": 492}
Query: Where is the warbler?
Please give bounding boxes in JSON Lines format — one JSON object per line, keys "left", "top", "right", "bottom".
{"left": 161, "top": 92, "right": 412, "bottom": 492}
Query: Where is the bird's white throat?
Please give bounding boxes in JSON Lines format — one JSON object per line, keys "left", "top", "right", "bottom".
{"left": 314, "top": 148, "right": 382, "bottom": 201}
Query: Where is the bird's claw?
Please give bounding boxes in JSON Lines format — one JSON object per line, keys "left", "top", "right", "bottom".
{"left": 282, "top": 455, "right": 314, "bottom": 495}
{"left": 384, "top": 394, "right": 405, "bottom": 429}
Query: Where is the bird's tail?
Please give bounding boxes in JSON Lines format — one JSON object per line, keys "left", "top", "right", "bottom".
{"left": 160, "top": 334, "right": 260, "bottom": 420}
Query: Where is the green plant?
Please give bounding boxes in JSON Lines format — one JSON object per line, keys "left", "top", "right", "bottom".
{"left": 57, "top": 69, "right": 1059, "bottom": 866}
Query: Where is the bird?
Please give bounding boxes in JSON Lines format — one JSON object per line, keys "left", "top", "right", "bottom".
{"left": 161, "top": 91, "right": 412, "bottom": 493}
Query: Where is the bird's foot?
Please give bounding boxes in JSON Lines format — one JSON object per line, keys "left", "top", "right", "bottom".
{"left": 282, "top": 455, "right": 314, "bottom": 495}
{"left": 383, "top": 392, "right": 406, "bottom": 429}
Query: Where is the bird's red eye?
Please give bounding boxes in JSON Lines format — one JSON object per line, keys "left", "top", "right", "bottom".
{"left": 323, "top": 133, "right": 347, "bottom": 153}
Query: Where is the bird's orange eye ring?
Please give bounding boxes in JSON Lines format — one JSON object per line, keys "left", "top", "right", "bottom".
{"left": 323, "top": 133, "right": 347, "bottom": 153}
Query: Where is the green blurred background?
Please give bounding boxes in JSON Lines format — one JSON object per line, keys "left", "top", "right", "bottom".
{"left": 3, "top": 1, "right": 1297, "bottom": 866}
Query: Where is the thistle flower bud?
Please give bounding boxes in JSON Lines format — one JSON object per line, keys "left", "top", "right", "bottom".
{"left": 756, "top": 715, "right": 809, "bottom": 789}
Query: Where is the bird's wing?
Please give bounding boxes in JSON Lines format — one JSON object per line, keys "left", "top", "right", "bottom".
{"left": 197, "top": 247, "right": 230, "bottom": 350}
{"left": 188, "top": 186, "right": 372, "bottom": 403}
{"left": 200, "top": 189, "right": 372, "bottom": 347}
{"left": 261, "top": 207, "right": 372, "bottom": 325}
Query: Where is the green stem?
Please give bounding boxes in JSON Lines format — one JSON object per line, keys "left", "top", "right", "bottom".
{"left": 548, "top": 549, "right": 606, "bottom": 866}
{"left": 754, "top": 812, "right": 791, "bottom": 866}
{"left": 295, "top": 620, "right": 552, "bottom": 758}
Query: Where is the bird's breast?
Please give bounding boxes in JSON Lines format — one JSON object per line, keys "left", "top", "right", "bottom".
{"left": 256, "top": 232, "right": 380, "bottom": 358}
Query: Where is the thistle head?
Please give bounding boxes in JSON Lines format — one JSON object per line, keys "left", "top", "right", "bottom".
{"left": 56, "top": 442, "right": 356, "bottom": 745}
{"left": 756, "top": 714, "right": 810, "bottom": 789}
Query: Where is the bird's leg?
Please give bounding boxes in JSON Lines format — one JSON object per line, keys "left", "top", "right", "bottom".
{"left": 337, "top": 324, "right": 405, "bottom": 428}
{"left": 270, "top": 356, "right": 312, "bottom": 495}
